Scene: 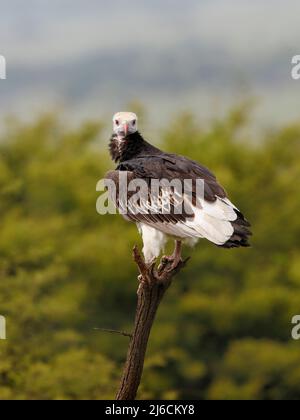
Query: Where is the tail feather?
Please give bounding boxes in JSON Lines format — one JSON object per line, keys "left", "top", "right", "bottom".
{"left": 219, "top": 210, "right": 252, "bottom": 249}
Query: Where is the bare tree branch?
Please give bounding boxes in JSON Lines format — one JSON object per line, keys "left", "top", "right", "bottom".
{"left": 93, "top": 328, "right": 132, "bottom": 339}
{"left": 115, "top": 245, "right": 189, "bottom": 400}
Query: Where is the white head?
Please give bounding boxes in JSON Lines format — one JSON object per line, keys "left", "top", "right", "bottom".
{"left": 113, "top": 112, "right": 138, "bottom": 139}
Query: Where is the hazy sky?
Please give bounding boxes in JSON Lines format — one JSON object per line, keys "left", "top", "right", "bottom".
{"left": 0, "top": 0, "right": 299, "bottom": 128}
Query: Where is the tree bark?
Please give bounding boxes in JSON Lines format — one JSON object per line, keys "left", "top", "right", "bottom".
{"left": 116, "top": 245, "right": 189, "bottom": 400}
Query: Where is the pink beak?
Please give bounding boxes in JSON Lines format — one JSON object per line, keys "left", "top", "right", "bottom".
{"left": 123, "top": 122, "right": 129, "bottom": 137}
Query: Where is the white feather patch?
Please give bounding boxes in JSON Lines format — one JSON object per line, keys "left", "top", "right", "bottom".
{"left": 198, "top": 197, "right": 237, "bottom": 221}
{"left": 138, "top": 223, "right": 168, "bottom": 263}
{"left": 135, "top": 194, "right": 239, "bottom": 250}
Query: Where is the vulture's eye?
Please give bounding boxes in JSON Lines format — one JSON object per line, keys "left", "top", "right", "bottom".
{"left": 132, "top": 120, "right": 136, "bottom": 126}
{"left": 115, "top": 120, "right": 120, "bottom": 126}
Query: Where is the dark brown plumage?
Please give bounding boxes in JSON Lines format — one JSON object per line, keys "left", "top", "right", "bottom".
{"left": 107, "top": 131, "right": 251, "bottom": 249}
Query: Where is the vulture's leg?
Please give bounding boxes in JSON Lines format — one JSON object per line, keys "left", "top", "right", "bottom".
{"left": 161, "top": 240, "right": 182, "bottom": 265}
{"left": 172, "top": 240, "right": 182, "bottom": 267}
{"left": 158, "top": 240, "right": 184, "bottom": 273}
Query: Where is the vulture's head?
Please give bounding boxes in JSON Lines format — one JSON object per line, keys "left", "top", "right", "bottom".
{"left": 113, "top": 112, "right": 138, "bottom": 140}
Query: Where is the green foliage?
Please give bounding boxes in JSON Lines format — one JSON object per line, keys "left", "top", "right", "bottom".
{"left": 0, "top": 107, "right": 300, "bottom": 400}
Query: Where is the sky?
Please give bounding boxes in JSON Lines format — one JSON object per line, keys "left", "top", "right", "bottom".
{"left": 0, "top": 0, "right": 299, "bottom": 130}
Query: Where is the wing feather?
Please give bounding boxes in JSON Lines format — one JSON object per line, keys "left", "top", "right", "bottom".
{"left": 105, "top": 150, "right": 251, "bottom": 247}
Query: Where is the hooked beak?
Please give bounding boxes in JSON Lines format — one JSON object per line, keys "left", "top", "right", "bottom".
{"left": 123, "top": 122, "right": 129, "bottom": 137}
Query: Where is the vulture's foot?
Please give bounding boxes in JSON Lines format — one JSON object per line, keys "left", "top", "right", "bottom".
{"left": 160, "top": 240, "right": 183, "bottom": 272}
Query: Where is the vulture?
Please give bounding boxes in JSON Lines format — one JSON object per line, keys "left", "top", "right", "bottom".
{"left": 106, "top": 112, "right": 251, "bottom": 264}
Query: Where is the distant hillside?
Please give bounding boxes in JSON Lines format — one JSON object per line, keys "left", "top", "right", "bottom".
{"left": 0, "top": 0, "right": 299, "bottom": 126}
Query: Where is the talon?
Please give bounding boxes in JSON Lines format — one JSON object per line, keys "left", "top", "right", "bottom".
{"left": 158, "top": 256, "right": 170, "bottom": 273}
{"left": 161, "top": 241, "right": 183, "bottom": 271}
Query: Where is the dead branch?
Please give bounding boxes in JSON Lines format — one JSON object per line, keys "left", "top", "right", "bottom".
{"left": 93, "top": 328, "right": 132, "bottom": 339}
{"left": 115, "top": 245, "right": 189, "bottom": 400}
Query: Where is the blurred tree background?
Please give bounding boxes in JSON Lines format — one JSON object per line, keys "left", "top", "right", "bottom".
{"left": 0, "top": 105, "right": 300, "bottom": 400}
